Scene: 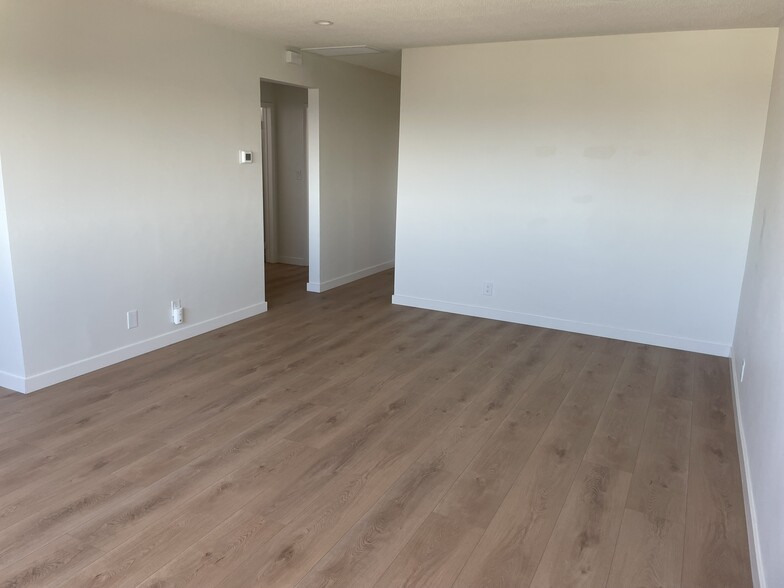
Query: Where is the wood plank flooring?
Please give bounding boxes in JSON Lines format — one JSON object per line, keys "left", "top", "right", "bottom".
{"left": 0, "top": 263, "right": 752, "bottom": 587}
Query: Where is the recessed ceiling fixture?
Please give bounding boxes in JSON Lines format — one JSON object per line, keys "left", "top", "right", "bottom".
{"left": 314, "top": 20, "right": 334, "bottom": 26}
{"left": 303, "top": 45, "right": 383, "bottom": 57}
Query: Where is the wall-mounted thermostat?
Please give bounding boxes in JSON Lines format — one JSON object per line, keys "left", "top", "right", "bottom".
{"left": 239, "top": 150, "right": 253, "bottom": 164}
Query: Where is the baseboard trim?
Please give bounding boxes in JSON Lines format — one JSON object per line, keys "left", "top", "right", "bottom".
{"left": 18, "top": 302, "right": 268, "bottom": 394}
{"left": 307, "top": 261, "right": 394, "bottom": 293}
{"left": 276, "top": 256, "right": 307, "bottom": 267}
{"left": 391, "top": 294, "right": 730, "bottom": 357}
{"left": 729, "top": 350, "right": 765, "bottom": 588}
{"left": 0, "top": 370, "right": 26, "bottom": 394}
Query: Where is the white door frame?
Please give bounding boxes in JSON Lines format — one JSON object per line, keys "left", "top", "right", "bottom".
{"left": 305, "top": 88, "right": 321, "bottom": 291}
{"left": 260, "top": 81, "right": 320, "bottom": 293}
{"left": 260, "top": 103, "right": 278, "bottom": 264}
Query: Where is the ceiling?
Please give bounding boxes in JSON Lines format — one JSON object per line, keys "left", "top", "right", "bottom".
{"left": 135, "top": 0, "right": 784, "bottom": 76}
{"left": 331, "top": 51, "right": 403, "bottom": 77}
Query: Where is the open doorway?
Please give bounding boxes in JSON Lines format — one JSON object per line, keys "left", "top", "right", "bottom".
{"left": 261, "top": 81, "right": 311, "bottom": 305}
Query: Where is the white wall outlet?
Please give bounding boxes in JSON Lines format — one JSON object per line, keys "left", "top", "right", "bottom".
{"left": 170, "top": 300, "right": 184, "bottom": 325}
{"left": 239, "top": 150, "right": 253, "bottom": 164}
{"left": 126, "top": 310, "right": 139, "bottom": 330}
{"left": 740, "top": 359, "right": 746, "bottom": 382}
{"left": 483, "top": 281, "right": 494, "bottom": 296}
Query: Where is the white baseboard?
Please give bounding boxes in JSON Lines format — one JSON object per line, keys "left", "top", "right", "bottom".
{"left": 307, "top": 261, "right": 394, "bottom": 293}
{"left": 0, "top": 370, "right": 26, "bottom": 394}
{"left": 730, "top": 350, "right": 765, "bottom": 588}
{"left": 276, "top": 256, "right": 307, "bottom": 267}
{"left": 391, "top": 294, "right": 730, "bottom": 357}
{"left": 16, "top": 302, "right": 267, "bottom": 395}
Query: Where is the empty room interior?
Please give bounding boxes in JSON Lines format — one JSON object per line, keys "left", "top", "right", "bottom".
{"left": 1, "top": 0, "right": 783, "bottom": 586}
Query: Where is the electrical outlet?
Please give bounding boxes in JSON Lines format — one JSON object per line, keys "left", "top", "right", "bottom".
{"left": 127, "top": 310, "right": 139, "bottom": 330}
{"left": 740, "top": 359, "right": 746, "bottom": 382}
{"left": 483, "top": 281, "right": 494, "bottom": 296}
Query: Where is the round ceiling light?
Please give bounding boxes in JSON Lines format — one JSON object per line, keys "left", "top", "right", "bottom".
{"left": 314, "top": 20, "right": 334, "bottom": 26}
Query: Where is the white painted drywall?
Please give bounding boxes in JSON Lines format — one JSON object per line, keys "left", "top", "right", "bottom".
{"left": 274, "top": 85, "right": 309, "bottom": 266}
{"left": 261, "top": 82, "right": 309, "bottom": 266}
{"left": 316, "top": 61, "right": 399, "bottom": 288}
{"left": 0, "top": 157, "right": 25, "bottom": 386}
{"left": 0, "top": 0, "right": 400, "bottom": 389}
{"left": 393, "top": 29, "right": 777, "bottom": 355}
{"left": 732, "top": 25, "right": 784, "bottom": 588}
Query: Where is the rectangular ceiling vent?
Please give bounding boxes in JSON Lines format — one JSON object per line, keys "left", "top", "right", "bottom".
{"left": 302, "top": 45, "right": 383, "bottom": 57}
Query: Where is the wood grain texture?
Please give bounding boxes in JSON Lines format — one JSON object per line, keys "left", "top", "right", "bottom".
{"left": 137, "top": 509, "right": 284, "bottom": 588}
{"left": 62, "top": 439, "right": 315, "bottom": 588}
{"left": 295, "top": 457, "right": 457, "bottom": 588}
{"left": 453, "top": 351, "right": 625, "bottom": 588}
{"left": 692, "top": 354, "right": 734, "bottom": 432}
{"left": 682, "top": 354, "right": 752, "bottom": 588}
{"left": 655, "top": 348, "right": 695, "bottom": 401}
{"left": 625, "top": 393, "right": 692, "bottom": 525}
{"left": 0, "top": 264, "right": 752, "bottom": 587}
{"left": 682, "top": 424, "right": 752, "bottom": 588}
{"left": 373, "top": 513, "right": 485, "bottom": 588}
{"left": 606, "top": 509, "right": 685, "bottom": 588}
{"left": 529, "top": 460, "right": 631, "bottom": 588}
{"left": 605, "top": 365, "right": 692, "bottom": 588}
{"left": 433, "top": 333, "right": 592, "bottom": 530}
{"left": 583, "top": 344, "right": 660, "bottom": 472}
{"left": 0, "top": 535, "right": 102, "bottom": 588}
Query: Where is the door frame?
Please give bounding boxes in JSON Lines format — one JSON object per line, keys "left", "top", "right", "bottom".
{"left": 260, "top": 103, "right": 278, "bottom": 264}
{"left": 305, "top": 88, "right": 320, "bottom": 290}
{"left": 260, "top": 80, "right": 320, "bottom": 293}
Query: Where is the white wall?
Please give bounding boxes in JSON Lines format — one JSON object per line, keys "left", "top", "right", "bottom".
{"left": 393, "top": 29, "right": 777, "bottom": 355}
{"left": 317, "top": 63, "right": 400, "bottom": 289}
{"left": 0, "top": 157, "right": 25, "bottom": 388}
{"left": 261, "top": 82, "right": 309, "bottom": 266}
{"left": 732, "top": 25, "right": 784, "bottom": 588}
{"left": 0, "top": 0, "right": 400, "bottom": 391}
{"left": 275, "top": 84, "right": 309, "bottom": 266}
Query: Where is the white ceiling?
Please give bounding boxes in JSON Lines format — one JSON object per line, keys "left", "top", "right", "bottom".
{"left": 135, "top": 0, "right": 784, "bottom": 76}
{"left": 331, "top": 51, "right": 403, "bottom": 77}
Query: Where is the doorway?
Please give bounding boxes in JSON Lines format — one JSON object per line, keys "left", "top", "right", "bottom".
{"left": 260, "top": 81, "right": 313, "bottom": 305}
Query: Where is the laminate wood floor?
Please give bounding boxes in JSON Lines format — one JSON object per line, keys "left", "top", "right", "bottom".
{"left": 0, "top": 264, "right": 752, "bottom": 587}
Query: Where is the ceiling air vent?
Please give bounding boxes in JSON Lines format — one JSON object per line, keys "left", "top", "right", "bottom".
{"left": 302, "top": 45, "right": 383, "bottom": 57}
